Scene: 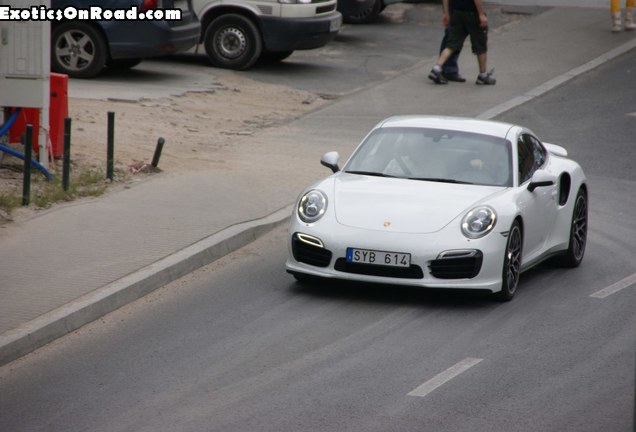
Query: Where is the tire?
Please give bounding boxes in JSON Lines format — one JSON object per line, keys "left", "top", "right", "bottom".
{"left": 495, "top": 221, "right": 522, "bottom": 301}
{"left": 51, "top": 22, "right": 107, "bottom": 79}
{"left": 203, "top": 14, "right": 262, "bottom": 70}
{"left": 106, "top": 58, "right": 142, "bottom": 70}
{"left": 343, "top": 0, "right": 383, "bottom": 24}
{"left": 558, "top": 188, "right": 588, "bottom": 268}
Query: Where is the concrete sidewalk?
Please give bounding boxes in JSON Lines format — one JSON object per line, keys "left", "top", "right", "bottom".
{"left": 1, "top": 6, "right": 634, "bottom": 367}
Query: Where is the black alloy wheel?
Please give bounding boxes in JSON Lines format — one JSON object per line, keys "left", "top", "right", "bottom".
{"left": 559, "top": 188, "right": 588, "bottom": 267}
{"left": 496, "top": 221, "right": 522, "bottom": 301}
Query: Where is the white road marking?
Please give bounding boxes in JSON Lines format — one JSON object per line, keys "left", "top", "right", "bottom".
{"left": 408, "top": 357, "right": 483, "bottom": 398}
{"left": 590, "top": 273, "right": 636, "bottom": 298}
{"left": 478, "top": 38, "right": 636, "bottom": 120}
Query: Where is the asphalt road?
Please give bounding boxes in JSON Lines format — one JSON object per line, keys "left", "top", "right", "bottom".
{"left": 0, "top": 45, "right": 634, "bottom": 432}
{"left": 67, "top": 1, "right": 531, "bottom": 100}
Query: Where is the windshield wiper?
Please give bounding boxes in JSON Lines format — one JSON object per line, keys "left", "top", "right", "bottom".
{"left": 345, "top": 170, "right": 397, "bottom": 178}
{"left": 408, "top": 177, "right": 474, "bottom": 185}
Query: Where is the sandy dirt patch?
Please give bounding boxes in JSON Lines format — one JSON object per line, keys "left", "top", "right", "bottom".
{"left": 0, "top": 71, "right": 329, "bottom": 225}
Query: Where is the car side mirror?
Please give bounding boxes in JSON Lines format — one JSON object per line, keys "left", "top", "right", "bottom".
{"left": 527, "top": 169, "right": 556, "bottom": 192}
{"left": 321, "top": 151, "right": 340, "bottom": 173}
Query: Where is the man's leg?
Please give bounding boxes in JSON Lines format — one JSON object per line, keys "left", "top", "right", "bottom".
{"left": 611, "top": 0, "right": 622, "bottom": 31}
{"left": 625, "top": 0, "right": 635, "bottom": 30}
{"left": 469, "top": 14, "right": 495, "bottom": 86}
{"left": 477, "top": 52, "right": 487, "bottom": 74}
{"left": 475, "top": 52, "right": 496, "bottom": 85}
{"left": 441, "top": 28, "right": 465, "bottom": 82}
{"left": 429, "top": 47, "right": 455, "bottom": 84}
{"left": 430, "top": 12, "right": 466, "bottom": 85}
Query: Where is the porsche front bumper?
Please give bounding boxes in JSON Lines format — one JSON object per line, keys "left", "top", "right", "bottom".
{"left": 285, "top": 221, "right": 509, "bottom": 293}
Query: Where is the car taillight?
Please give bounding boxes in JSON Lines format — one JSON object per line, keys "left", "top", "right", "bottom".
{"left": 140, "top": 0, "right": 159, "bottom": 11}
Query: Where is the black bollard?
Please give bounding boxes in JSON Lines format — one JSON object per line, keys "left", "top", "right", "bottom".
{"left": 107, "top": 111, "right": 114, "bottom": 181}
{"left": 22, "top": 125, "right": 33, "bottom": 206}
{"left": 63, "top": 117, "right": 72, "bottom": 191}
{"left": 151, "top": 137, "right": 165, "bottom": 168}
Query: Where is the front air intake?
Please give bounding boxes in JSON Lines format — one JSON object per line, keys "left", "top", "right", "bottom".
{"left": 292, "top": 233, "right": 332, "bottom": 267}
{"left": 429, "top": 250, "right": 483, "bottom": 279}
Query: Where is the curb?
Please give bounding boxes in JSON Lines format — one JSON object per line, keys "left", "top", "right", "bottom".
{"left": 0, "top": 205, "right": 293, "bottom": 367}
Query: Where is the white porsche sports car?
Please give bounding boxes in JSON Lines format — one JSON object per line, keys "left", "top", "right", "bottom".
{"left": 286, "top": 116, "right": 588, "bottom": 301}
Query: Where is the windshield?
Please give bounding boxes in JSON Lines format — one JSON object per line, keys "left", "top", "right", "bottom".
{"left": 343, "top": 127, "right": 512, "bottom": 187}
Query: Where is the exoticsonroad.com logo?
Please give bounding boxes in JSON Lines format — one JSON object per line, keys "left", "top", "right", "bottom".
{"left": 0, "top": 5, "right": 182, "bottom": 22}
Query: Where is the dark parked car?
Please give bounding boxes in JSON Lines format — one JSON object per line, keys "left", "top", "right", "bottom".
{"left": 51, "top": 0, "right": 200, "bottom": 78}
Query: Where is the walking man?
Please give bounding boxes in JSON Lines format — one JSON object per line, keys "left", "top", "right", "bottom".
{"left": 440, "top": 28, "right": 465, "bottom": 82}
{"left": 428, "top": 0, "right": 495, "bottom": 85}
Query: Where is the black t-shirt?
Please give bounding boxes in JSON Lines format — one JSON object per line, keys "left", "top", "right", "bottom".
{"left": 449, "top": 0, "right": 477, "bottom": 13}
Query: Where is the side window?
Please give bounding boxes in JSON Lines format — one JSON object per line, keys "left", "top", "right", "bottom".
{"left": 517, "top": 134, "right": 547, "bottom": 184}
{"left": 517, "top": 135, "right": 533, "bottom": 184}
{"left": 528, "top": 135, "right": 547, "bottom": 169}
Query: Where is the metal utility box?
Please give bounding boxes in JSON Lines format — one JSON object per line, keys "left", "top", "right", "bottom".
{"left": 8, "top": 73, "right": 68, "bottom": 158}
{"left": 0, "top": 1, "right": 51, "bottom": 109}
{"left": 1, "top": 1, "right": 52, "bottom": 164}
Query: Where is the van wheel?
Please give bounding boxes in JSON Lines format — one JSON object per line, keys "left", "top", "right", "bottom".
{"left": 204, "top": 14, "right": 262, "bottom": 70}
{"left": 52, "top": 22, "right": 107, "bottom": 78}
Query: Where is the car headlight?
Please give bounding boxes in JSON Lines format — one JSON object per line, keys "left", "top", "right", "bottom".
{"left": 461, "top": 206, "right": 497, "bottom": 239}
{"left": 298, "top": 190, "right": 328, "bottom": 223}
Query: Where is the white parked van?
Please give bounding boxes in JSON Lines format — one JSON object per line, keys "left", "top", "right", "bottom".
{"left": 192, "top": 0, "right": 342, "bottom": 70}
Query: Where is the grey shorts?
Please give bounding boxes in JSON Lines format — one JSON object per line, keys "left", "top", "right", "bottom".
{"left": 446, "top": 10, "right": 488, "bottom": 55}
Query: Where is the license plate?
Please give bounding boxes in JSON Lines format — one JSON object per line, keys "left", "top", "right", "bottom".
{"left": 346, "top": 248, "right": 411, "bottom": 268}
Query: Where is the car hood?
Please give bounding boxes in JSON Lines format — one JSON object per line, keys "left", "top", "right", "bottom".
{"left": 332, "top": 174, "right": 503, "bottom": 234}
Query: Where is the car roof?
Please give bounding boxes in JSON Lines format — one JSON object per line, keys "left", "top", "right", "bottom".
{"left": 376, "top": 115, "right": 517, "bottom": 138}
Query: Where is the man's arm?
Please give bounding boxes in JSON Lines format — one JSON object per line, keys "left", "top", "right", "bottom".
{"left": 473, "top": 0, "right": 488, "bottom": 28}
{"left": 442, "top": 0, "right": 449, "bottom": 27}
